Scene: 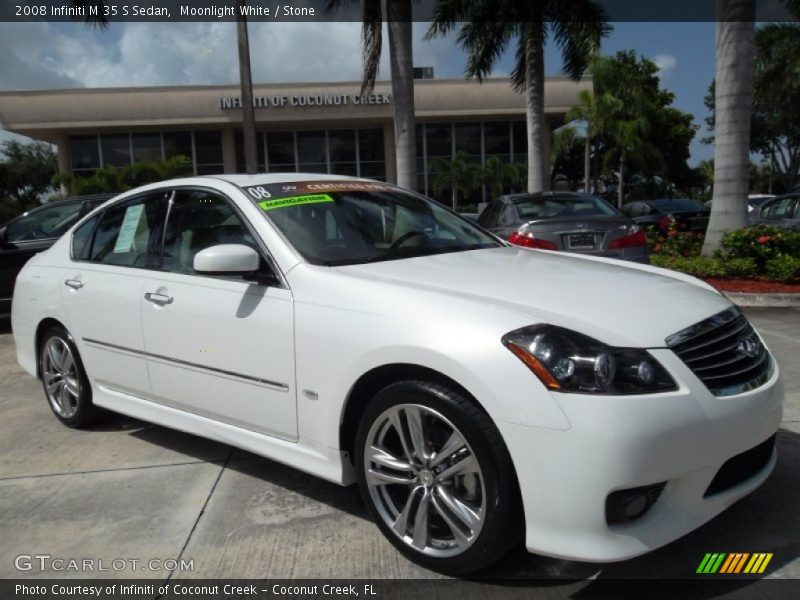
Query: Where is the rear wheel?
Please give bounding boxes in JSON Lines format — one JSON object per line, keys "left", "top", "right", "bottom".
{"left": 40, "top": 325, "right": 99, "bottom": 428}
{"left": 355, "top": 380, "right": 521, "bottom": 575}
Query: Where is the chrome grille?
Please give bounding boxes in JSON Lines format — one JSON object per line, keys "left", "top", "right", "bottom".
{"left": 666, "top": 307, "right": 773, "bottom": 397}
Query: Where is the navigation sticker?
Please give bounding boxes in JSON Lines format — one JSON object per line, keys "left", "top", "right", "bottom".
{"left": 257, "top": 193, "right": 335, "bottom": 211}
{"left": 112, "top": 204, "right": 145, "bottom": 253}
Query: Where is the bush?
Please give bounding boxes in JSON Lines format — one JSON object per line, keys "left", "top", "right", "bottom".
{"left": 646, "top": 224, "right": 704, "bottom": 257}
{"left": 765, "top": 255, "right": 800, "bottom": 283}
{"left": 717, "top": 226, "right": 800, "bottom": 269}
{"left": 650, "top": 256, "right": 760, "bottom": 279}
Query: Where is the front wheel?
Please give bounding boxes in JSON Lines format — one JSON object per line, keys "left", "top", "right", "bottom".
{"left": 355, "top": 380, "right": 522, "bottom": 575}
{"left": 40, "top": 325, "right": 99, "bottom": 428}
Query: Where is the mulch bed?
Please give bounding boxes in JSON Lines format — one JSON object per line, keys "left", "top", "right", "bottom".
{"left": 703, "top": 278, "right": 800, "bottom": 294}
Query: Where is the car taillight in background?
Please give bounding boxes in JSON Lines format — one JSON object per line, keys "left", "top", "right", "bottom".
{"left": 609, "top": 228, "right": 647, "bottom": 249}
{"left": 508, "top": 230, "right": 558, "bottom": 250}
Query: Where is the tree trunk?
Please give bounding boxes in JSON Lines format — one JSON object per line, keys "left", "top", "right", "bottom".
{"left": 452, "top": 186, "right": 457, "bottom": 211}
{"left": 524, "top": 23, "right": 547, "bottom": 193}
{"left": 387, "top": 0, "right": 416, "bottom": 191}
{"left": 702, "top": 0, "right": 755, "bottom": 256}
{"left": 618, "top": 147, "right": 625, "bottom": 209}
{"left": 584, "top": 135, "right": 591, "bottom": 193}
{"left": 236, "top": 1, "right": 257, "bottom": 175}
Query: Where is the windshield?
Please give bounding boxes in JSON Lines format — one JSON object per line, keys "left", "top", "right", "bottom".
{"left": 511, "top": 195, "right": 619, "bottom": 219}
{"left": 247, "top": 181, "right": 500, "bottom": 266}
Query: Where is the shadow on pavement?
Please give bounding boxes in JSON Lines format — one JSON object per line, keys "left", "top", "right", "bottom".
{"left": 86, "top": 403, "right": 800, "bottom": 584}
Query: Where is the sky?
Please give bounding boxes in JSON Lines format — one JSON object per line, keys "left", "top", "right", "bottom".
{"left": 0, "top": 20, "right": 717, "bottom": 165}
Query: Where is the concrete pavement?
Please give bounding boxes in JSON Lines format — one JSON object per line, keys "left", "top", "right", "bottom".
{"left": 0, "top": 309, "right": 798, "bottom": 582}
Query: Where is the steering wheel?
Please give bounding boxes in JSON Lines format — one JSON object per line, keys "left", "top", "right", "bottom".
{"left": 390, "top": 230, "right": 427, "bottom": 249}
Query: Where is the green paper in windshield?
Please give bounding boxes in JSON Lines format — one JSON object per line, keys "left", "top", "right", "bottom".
{"left": 258, "top": 193, "right": 335, "bottom": 211}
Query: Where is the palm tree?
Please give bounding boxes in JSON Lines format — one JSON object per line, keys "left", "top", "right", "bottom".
{"left": 427, "top": 1, "right": 609, "bottom": 194}
{"left": 327, "top": 0, "right": 417, "bottom": 190}
{"left": 236, "top": 1, "right": 258, "bottom": 174}
{"left": 702, "top": 0, "right": 756, "bottom": 255}
{"left": 430, "top": 151, "right": 480, "bottom": 210}
{"left": 566, "top": 88, "right": 617, "bottom": 193}
{"left": 479, "top": 156, "right": 524, "bottom": 198}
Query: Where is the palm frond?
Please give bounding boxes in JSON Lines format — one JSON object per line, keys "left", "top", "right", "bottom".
{"left": 359, "top": 0, "right": 383, "bottom": 95}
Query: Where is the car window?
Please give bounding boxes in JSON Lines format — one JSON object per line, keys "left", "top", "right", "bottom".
{"left": 761, "top": 197, "right": 796, "bottom": 219}
{"left": 497, "top": 204, "right": 519, "bottom": 227}
{"left": 87, "top": 193, "right": 165, "bottom": 267}
{"left": 161, "top": 189, "right": 260, "bottom": 275}
{"left": 5, "top": 201, "right": 82, "bottom": 243}
{"left": 512, "top": 195, "right": 619, "bottom": 219}
{"left": 71, "top": 213, "right": 102, "bottom": 261}
{"left": 477, "top": 202, "right": 500, "bottom": 227}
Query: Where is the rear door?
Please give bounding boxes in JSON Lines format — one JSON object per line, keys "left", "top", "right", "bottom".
{"left": 60, "top": 191, "right": 167, "bottom": 398}
{"left": 139, "top": 187, "right": 297, "bottom": 440}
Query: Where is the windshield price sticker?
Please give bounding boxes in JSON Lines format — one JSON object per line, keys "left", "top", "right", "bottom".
{"left": 243, "top": 180, "right": 394, "bottom": 201}
{"left": 257, "top": 194, "right": 335, "bottom": 211}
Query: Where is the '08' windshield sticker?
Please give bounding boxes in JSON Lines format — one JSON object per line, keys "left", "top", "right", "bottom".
{"left": 257, "top": 193, "right": 335, "bottom": 211}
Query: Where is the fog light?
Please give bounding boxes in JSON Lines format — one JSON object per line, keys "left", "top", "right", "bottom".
{"left": 606, "top": 483, "right": 666, "bottom": 525}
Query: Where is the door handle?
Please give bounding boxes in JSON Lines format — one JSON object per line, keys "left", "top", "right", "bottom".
{"left": 64, "top": 279, "right": 84, "bottom": 290}
{"left": 144, "top": 292, "right": 173, "bottom": 306}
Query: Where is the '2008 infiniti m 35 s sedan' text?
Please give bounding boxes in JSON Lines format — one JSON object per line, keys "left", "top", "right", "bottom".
{"left": 12, "top": 174, "right": 782, "bottom": 574}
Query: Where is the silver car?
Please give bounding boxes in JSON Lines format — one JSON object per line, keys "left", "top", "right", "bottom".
{"left": 478, "top": 192, "right": 649, "bottom": 263}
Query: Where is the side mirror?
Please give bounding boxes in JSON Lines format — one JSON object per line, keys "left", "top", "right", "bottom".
{"left": 193, "top": 244, "right": 260, "bottom": 274}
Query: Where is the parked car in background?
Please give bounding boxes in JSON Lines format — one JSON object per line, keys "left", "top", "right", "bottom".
{"left": 0, "top": 194, "right": 114, "bottom": 317}
{"left": 705, "top": 195, "right": 775, "bottom": 216}
{"left": 478, "top": 192, "right": 648, "bottom": 263}
{"left": 622, "top": 199, "right": 710, "bottom": 235}
{"left": 12, "top": 174, "right": 782, "bottom": 574}
{"left": 752, "top": 194, "right": 800, "bottom": 231}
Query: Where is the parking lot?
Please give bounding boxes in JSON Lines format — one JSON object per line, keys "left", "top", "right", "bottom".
{"left": 0, "top": 308, "right": 798, "bottom": 585}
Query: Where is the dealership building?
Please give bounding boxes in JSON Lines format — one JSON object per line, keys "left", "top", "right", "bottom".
{"left": 0, "top": 76, "right": 589, "bottom": 201}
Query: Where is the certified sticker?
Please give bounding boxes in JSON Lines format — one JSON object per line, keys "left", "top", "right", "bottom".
{"left": 257, "top": 194, "right": 335, "bottom": 211}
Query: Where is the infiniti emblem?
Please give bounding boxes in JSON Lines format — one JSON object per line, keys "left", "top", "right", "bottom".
{"left": 738, "top": 337, "right": 760, "bottom": 358}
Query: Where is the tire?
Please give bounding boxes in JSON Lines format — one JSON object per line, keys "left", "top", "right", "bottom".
{"left": 355, "top": 380, "right": 522, "bottom": 575}
{"left": 39, "top": 325, "right": 100, "bottom": 428}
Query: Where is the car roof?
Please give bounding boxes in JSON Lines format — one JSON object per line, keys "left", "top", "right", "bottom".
{"left": 498, "top": 191, "right": 601, "bottom": 202}
{"left": 209, "top": 173, "right": 376, "bottom": 187}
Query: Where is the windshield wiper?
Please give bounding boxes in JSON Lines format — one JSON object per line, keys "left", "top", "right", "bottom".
{"left": 323, "top": 254, "right": 391, "bottom": 267}
{"left": 323, "top": 243, "right": 495, "bottom": 267}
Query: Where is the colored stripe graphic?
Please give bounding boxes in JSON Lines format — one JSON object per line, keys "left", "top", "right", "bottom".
{"left": 697, "top": 552, "right": 773, "bottom": 575}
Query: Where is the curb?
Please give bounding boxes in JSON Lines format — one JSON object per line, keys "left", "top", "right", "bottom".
{"left": 722, "top": 292, "right": 800, "bottom": 308}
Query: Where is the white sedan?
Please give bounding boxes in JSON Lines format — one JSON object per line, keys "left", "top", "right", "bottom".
{"left": 12, "top": 174, "right": 782, "bottom": 574}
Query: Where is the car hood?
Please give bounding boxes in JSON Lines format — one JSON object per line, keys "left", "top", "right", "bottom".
{"left": 336, "top": 246, "right": 732, "bottom": 348}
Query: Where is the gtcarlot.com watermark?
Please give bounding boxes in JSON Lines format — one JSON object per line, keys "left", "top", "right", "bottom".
{"left": 14, "top": 553, "right": 194, "bottom": 573}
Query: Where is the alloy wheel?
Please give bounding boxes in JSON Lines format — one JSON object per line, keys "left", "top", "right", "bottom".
{"left": 42, "top": 336, "right": 80, "bottom": 419}
{"left": 363, "top": 403, "right": 486, "bottom": 557}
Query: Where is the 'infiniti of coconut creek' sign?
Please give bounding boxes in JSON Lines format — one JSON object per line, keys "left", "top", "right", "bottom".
{"left": 218, "top": 93, "right": 392, "bottom": 110}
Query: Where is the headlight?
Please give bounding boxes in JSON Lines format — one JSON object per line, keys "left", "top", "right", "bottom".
{"left": 502, "top": 324, "right": 677, "bottom": 394}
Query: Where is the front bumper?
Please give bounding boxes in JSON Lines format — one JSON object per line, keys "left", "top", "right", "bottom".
{"left": 498, "top": 348, "right": 783, "bottom": 562}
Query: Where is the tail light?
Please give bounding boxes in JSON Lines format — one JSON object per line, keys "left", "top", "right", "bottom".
{"left": 508, "top": 230, "right": 558, "bottom": 250}
{"left": 658, "top": 215, "right": 675, "bottom": 230}
{"left": 609, "top": 228, "right": 647, "bottom": 249}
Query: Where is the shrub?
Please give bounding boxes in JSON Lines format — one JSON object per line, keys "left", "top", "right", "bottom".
{"left": 723, "top": 258, "right": 759, "bottom": 279}
{"left": 717, "top": 226, "right": 800, "bottom": 269}
{"left": 650, "top": 256, "right": 760, "bottom": 279}
{"left": 646, "top": 223, "right": 704, "bottom": 257}
{"left": 764, "top": 255, "right": 800, "bottom": 283}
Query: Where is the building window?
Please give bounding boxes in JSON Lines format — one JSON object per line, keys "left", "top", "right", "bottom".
{"left": 329, "top": 129, "right": 357, "bottom": 176}
{"left": 100, "top": 134, "right": 131, "bottom": 168}
{"left": 132, "top": 133, "right": 163, "bottom": 163}
{"left": 266, "top": 131, "right": 295, "bottom": 172}
{"left": 69, "top": 135, "right": 101, "bottom": 176}
{"left": 358, "top": 128, "right": 385, "bottom": 180}
{"left": 163, "top": 131, "right": 193, "bottom": 162}
{"left": 512, "top": 120, "right": 527, "bottom": 165}
{"left": 193, "top": 130, "right": 223, "bottom": 175}
{"left": 234, "top": 131, "right": 266, "bottom": 172}
{"left": 296, "top": 130, "right": 326, "bottom": 173}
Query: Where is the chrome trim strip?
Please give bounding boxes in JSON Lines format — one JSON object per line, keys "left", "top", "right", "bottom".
{"left": 82, "top": 337, "right": 289, "bottom": 391}
{"left": 665, "top": 306, "right": 742, "bottom": 347}
{"left": 710, "top": 357, "right": 775, "bottom": 397}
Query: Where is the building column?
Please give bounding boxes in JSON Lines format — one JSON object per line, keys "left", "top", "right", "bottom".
{"left": 382, "top": 121, "right": 397, "bottom": 184}
{"left": 221, "top": 126, "right": 237, "bottom": 173}
{"left": 54, "top": 133, "right": 71, "bottom": 197}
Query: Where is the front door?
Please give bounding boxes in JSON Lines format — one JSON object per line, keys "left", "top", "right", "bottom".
{"left": 140, "top": 188, "right": 297, "bottom": 440}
